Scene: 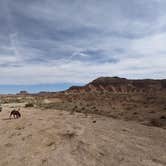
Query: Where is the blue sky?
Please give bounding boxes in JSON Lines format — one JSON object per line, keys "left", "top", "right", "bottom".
{"left": 0, "top": 0, "right": 166, "bottom": 93}
{"left": 0, "top": 83, "right": 79, "bottom": 94}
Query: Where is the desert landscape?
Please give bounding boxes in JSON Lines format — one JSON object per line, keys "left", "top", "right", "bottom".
{"left": 0, "top": 77, "right": 166, "bottom": 166}
{"left": 1, "top": 0, "right": 166, "bottom": 165}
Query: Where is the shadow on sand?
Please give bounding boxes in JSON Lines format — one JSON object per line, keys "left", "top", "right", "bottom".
{"left": 2, "top": 118, "right": 12, "bottom": 121}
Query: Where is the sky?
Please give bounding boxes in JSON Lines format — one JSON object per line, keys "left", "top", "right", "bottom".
{"left": 0, "top": 0, "right": 166, "bottom": 93}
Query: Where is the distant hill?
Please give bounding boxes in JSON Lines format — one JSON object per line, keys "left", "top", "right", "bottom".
{"left": 17, "top": 90, "right": 29, "bottom": 95}
{"left": 67, "top": 77, "right": 166, "bottom": 93}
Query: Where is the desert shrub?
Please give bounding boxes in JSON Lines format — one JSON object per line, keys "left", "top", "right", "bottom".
{"left": 37, "top": 101, "right": 71, "bottom": 111}
{"left": 46, "top": 141, "right": 55, "bottom": 147}
{"left": 150, "top": 119, "right": 162, "bottom": 127}
{"left": 86, "top": 103, "right": 91, "bottom": 107}
{"left": 160, "top": 116, "right": 166, "bottom": 119}
{"left": 72, "top": 105, "right": 78, "bottom": 111}
{"left": 25, "top": 103, "right": 34, "bottom": 107}
{"left": 133, "top": 112, "right": 138, "bottom": 115}
{"left": 149, "top": 110, "right": 155, "bottom": 113}
{"left": 67, "top": 98, "right": 73, "bottom": 102}
{"left": 92, "top": 106, "right": 96, "bottom": 109}
{"left": 61, "top": 131, "right": 76, "bottom": 139}
{"left": 81, "top": 107, "right": 85, "bottom": 110}
{"left": 94, "top": 109, "right": 99, "bottom": 112}
{"left": 75, "top": 109, "right": 81, "bottom": 113}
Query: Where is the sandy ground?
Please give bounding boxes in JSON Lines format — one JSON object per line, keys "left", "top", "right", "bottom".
{"left": 0, "top": 103, "right": 166, "bottom": 166}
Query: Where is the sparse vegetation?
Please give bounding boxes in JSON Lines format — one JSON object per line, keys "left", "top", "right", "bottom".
{"left": 0, "top": 77, "right": 165, "bottom": 129}
{"left": 61, "top": 130, "right": 76, "bottom": 139}
{"left": 25, "top": 103, "right": 34, "bottom": 107}
{"left": 150, "top": 119, "right": 162, "bottom": 127}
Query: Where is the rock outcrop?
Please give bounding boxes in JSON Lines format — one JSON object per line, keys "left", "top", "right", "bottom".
{"left": 67, "top": 77, "right": 166, "bottom": 93}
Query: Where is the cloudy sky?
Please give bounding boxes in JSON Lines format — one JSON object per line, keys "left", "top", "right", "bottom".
{"left": 0, "top": 0, "right": 166, "bottom": 93}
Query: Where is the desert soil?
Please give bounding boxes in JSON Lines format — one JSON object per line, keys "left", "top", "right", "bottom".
{"left": 0, "top": 103, "right": 166, "bottom": 166}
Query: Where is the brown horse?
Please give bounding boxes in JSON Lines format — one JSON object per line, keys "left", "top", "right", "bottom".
{"left": 9, "top": 109, "right": 21, "bottom": 119}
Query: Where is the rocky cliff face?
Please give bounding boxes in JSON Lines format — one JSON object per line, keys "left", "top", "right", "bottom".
{"left": 65, "top": 77, "right": 166, "bottom": 128}
{"left": 68, "top": 77, "right": 166, "bottom": 93}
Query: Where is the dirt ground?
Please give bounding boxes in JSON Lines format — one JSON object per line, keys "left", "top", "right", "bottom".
{"left": 0, "top": 103, "right": 166, "bottom": 166}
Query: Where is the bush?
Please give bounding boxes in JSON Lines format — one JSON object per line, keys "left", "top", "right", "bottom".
{"left": 81, "top": 107, "right": 85, "bottom": 110}
{"left": 160, "top": 116, "right": 166, "bottom": 120}
{"left": 150, "top": 119, "right": 162, "bottom": 127}
{"left": 25, "top": 103, "right": 34, "bottom": 107}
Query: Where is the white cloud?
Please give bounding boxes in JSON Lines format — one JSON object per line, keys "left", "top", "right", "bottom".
{"left": 0, "top": 0, "right": 166, "bottom": 85}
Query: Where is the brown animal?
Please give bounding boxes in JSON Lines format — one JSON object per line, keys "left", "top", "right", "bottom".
{"left": 9, "top": 109, "right": 21, "bottom": 119}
